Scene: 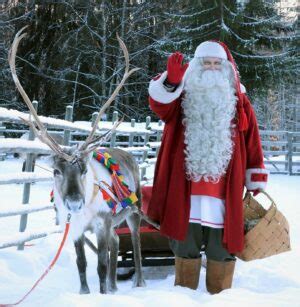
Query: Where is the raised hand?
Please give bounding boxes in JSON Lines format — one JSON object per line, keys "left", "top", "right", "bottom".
{"left": 166, "top": 52, "right": 188, "bottom": 85}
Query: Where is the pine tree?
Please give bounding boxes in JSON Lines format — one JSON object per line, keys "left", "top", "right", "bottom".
{"left": 156, "top": 0, "right": 297, "bottom": 128}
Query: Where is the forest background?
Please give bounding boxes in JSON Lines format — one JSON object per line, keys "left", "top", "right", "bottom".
{"left": 0, "top": 0, "right": 298, "bottom": 130}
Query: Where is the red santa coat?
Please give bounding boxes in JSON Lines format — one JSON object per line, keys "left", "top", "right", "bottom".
{"left": 147, "top": 83, "right": 268, "bottom": 254}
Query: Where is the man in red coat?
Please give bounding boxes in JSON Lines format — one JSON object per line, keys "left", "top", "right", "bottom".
{"left": 147, "top": 41, "right": 269, "bottom": 293}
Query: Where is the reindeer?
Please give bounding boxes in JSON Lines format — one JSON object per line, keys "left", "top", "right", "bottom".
{"left": 9, "top": 27, "right": 145, "bottom": 294}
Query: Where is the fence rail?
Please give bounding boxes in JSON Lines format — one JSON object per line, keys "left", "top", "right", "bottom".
{"left": 0, "top": 226, "right": 62, "bottom": 249}
{"left": 0, "top": 104, "right": 299, "bottom": 250}
{"left": 260, "top": 130, "right": 300, "bottom": 175}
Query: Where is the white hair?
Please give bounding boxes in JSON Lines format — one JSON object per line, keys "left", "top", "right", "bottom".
{"left": 182, "top": 58, "right": 237, "bottom": 182}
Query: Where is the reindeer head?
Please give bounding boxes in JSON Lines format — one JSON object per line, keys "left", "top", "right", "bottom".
{"left": 9, "top": 26, "right": 139, "bottom": 213}
{"left": 50, "top": 147, "right": 91, "bottom": 212}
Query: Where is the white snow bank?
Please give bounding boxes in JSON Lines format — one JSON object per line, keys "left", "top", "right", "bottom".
{"left": 0, "top": 159, "right": 299, "bottom": 307}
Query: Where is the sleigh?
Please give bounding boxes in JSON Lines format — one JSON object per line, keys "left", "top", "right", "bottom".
{"left": 116, "top": 186, "right": 175, "bottom": 267}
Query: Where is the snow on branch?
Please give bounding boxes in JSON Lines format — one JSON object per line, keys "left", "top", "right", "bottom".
{"left": 238, "top": 16, "right": 279, "bottom": 26}
{"left": 164, "top": 6, "right": 217, "bottom": 19}
{"left": 231, "top": 50, "right": 293, "bottom": 60}
{"left": 221, "top": 22, "right": 258, "bottom": 44}
{"left": 223, "top": 4, "right": 239, "bottom": 18}
{"left": 177, "top": 20, "right": 219, "bottom": 34}
{"left": 254, "top": 32, "right": 299, "bottom": 41}
{"left": 0, "top": 226, "right": 62, "bottom": 249}
{"left": 223, "top": 4, "right": 280, "bottom": 26}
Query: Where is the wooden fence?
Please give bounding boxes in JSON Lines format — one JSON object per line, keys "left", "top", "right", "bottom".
{"left": 260, "top": 130, "right": 300, "bottom": 175}
{"left": 0, "top": 104, "right": 299, "bottom": 250}
{"left": 0, "top": 103, "right": 162, "bottom": 250}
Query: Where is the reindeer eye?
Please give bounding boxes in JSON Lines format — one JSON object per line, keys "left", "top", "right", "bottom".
{"left": 53, "top": 169, "right": 62, "bottom": 176}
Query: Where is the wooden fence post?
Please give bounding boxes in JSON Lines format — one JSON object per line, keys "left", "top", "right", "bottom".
{"left": 287, "top": 132, "right": 293, "bottom": 175}
{"left": 110, "top": 111, "right": 118, "bottom": 148}
{"left": 141, "top": 116, "right": 151, "bottom": 179}
{"left": 129, "top": 118, "right": 136, "bottom": 147}
{"left": 18, "top": 100, "right": 38, "bottom": 250}
{"left": 145, "top": 116, "right": 151, "bottom": 130}
{"left": 63, "top": 106, "right": 73, "bottom": 146}
{"left": 0, "top": 121, "right": 5, "bottom": 161}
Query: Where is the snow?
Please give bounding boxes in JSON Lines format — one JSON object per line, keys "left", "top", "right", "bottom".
{"left": 0, "top": 171, "right": 53, "bottom": 184}
{"left": 0, "top": 138, "right": 52, "bottom": 154}
{"left": 0, "top": 107, "right": 154, "bottom": 134}
{"left": 0, "top": 157, "right": 299, "bottom": 307}
{"left": 0, "top": 107, "right": 91, "bottom": 133}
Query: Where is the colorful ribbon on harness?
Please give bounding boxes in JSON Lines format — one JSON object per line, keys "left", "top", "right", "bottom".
{"left": 50, "top": 150, "right": 138, "bottom": 215}
{"left": 93, "top": 150, "right": 138, "bottom": 213}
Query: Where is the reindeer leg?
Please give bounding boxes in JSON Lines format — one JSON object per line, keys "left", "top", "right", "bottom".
{"left": 126, "top": 212, "right": 146, "bottom": 287}
{"left": 108, "top": 228, "right": 119, "bottom": 293}
{"left": 112, "top": 206, "right": 136, "bottom": 227}
{"left": 96, "top": 228, "right": 109, "bottom": 294}
{"left": 74, "top": 235, "right": 90, "bottom": 294}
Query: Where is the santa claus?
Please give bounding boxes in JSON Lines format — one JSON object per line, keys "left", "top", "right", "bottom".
{"left": 147, "top": 41, "right": 269, "bottom": 293}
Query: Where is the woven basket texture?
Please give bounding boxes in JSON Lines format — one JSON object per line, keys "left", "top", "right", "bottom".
{"left": 236, "top": 192, "right": 291, "bottom": 261}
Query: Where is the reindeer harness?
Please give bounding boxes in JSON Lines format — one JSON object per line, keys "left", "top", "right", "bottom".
{"left": 51, "top": 149, "right": 138, "bottom": 215}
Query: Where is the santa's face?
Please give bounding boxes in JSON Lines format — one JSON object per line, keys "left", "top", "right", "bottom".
{"left": 184, "top": 58, "right": 233, "bottom": 92}
{"left": 202, "top": 57, "right": 222, "bottom": 71}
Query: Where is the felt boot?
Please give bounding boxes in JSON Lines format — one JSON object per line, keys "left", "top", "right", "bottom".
{"left": 206, "top": 259, "right": 235, "bottom": 294}
{"left": 174, "top": 256, "right": 201, "bottom": 290}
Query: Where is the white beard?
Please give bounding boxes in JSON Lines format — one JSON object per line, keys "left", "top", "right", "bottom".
{"left": 182, "top": 59, "right": 237, "bottom": 182}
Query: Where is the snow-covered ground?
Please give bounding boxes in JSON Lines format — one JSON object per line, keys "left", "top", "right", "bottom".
{"left": 0, "top": 157, "right": 299, "bottom": 307}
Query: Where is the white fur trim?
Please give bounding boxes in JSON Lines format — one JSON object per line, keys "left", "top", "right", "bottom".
{"left": 245, "top": 168, "right": 269, "bottom": 191}
{"left": 194, "top": 41, "right": 227, "bottom": 60}
{"left": 240, "top": 83, "right": 246, "bottom": 93}
{"left": 148, "top": 71, "right": 184, "bottom": 104}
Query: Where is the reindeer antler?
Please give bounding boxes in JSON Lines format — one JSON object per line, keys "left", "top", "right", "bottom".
{"left": 9, "top": 27, "right": 139, "bottom": 161}
{"left": 79, "top": 34, "right": 140, "bottom": 152}
{"left": 9, "top": 26, "right": 74, "bottom": 162}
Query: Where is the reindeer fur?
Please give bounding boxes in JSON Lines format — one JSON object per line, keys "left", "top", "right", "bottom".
{"left": 52, "top": 148, "right": 145, "bottom": 294}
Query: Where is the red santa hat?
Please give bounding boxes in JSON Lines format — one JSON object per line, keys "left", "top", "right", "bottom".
{"left": 193, "top": 41, "right": 249, "bottom": 131}
{"left": 194, "top": 41, "right": 228, "bottom": 60}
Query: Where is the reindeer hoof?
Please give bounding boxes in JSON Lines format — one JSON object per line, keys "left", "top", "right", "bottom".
{"left": 108, "top": 285, "right": 118, "bottom": 293}
{"left": 100, "top": 286, "right": 108, "bottom": 294}
{"left": 80, "top": 286, "right": 90, "bottom": 294}
{"left": 132, "top": 277, "right": 146, "bottom": 288}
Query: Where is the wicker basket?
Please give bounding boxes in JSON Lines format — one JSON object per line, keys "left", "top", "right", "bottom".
{"left": 236, "top": 190, "right": 291, "bottom": 261}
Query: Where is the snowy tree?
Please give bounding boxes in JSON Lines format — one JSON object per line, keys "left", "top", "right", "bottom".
{"left": 0, "top": 0, "right": 166, "bottom": 120}
{"left": 155, "top": 0, "right": 297, "bottom": 129}
{"left": 0, "top": 0, "right": 297, "bottom": 127}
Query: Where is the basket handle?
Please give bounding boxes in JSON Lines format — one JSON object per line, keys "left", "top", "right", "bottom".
{"left": 246, "top": 189, "right": 277, "bottom": 209}
{"left": 259, "top": 190, "right": 277, "bottom": 209}
{"left": 246, "top": 190, "right": 278, "bottom": 224}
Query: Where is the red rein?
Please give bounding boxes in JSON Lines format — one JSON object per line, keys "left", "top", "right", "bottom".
{"left": 0, "top": 214, "right": 71, "bottom": 307}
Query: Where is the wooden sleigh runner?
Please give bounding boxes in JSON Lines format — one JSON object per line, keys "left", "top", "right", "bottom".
{"left": 83, "top": 186, "right": 174, "bottom": 268}
{"left": 116, "top": 186, "right": 174, "bottom": 268}
{"left": 115, "top": 188, "right": 292, "bottom": 267}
